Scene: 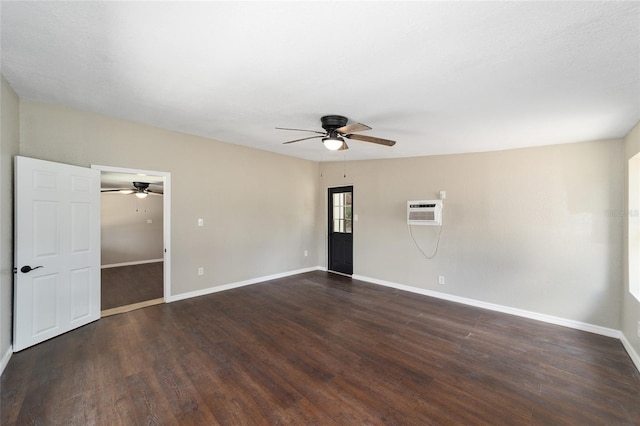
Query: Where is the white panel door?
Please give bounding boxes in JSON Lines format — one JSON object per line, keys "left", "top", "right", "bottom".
{"left": 14, "top": 156, "right": 100, "bottom": 351}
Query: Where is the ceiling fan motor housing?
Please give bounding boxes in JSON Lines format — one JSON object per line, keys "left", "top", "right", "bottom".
{"left": 132, "top": 181, "right": 150, "bottom": 191}
{"left": 321, "top": 115, "right": 348, "bottom": 131}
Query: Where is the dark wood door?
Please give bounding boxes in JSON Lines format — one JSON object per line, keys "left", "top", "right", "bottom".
{"left": 328, "top": 186, "right": 353, "bottom": 275}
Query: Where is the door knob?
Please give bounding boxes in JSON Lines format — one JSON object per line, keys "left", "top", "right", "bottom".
{"left": 20, "top": 265, "right": 43, "bottom": 273}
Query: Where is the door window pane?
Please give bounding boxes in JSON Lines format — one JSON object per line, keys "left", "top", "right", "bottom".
{"left": 332, "top": 190, "right": 352, "bottom": 234}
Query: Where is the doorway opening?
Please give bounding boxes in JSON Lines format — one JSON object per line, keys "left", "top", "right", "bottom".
{"left": 92, "top": 165, "right": 171, "bottom": 316}
{"left": 328, "top": 185, "right": 353, "bottom": 275}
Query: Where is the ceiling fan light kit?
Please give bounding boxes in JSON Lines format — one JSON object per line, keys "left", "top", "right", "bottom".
{"left": 322, "top": 135, "right": 345, "bottom": 151}
{"left": 278, "top": 115, "right": 396, "bottom": 151}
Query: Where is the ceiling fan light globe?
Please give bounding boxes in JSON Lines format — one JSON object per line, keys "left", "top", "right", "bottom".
{"left": 135, "top": 192, "right": 148, "bottom": 199}
{"left": 323, "top": 136, "right": 344, "bottom": 151}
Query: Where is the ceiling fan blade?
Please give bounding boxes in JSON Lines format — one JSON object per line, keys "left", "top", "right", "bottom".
{"left": 276, "top": 127, "right": 326, "bottom": 135}
{"left": 338, "top": 142, "right": 349, "bottom": 151}
{"left": 336, "top": 123, "right": 371, "bottom": 134}
{"left": 283, "top": 135, "right": 324, "bottom": 144}
{"left": 345, "top": 133, "right": 396, "bottom": 147}
{"left": 100, "top": 189, "right": 121, "bottom": 192}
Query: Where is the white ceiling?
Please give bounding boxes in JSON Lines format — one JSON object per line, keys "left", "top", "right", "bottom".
{"left": 2, "top": 1, "right": 639, "bottom": 162}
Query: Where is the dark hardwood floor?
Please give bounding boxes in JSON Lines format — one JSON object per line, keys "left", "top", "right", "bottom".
{"left": 101, "top": 262, "right": 163, "bottom": 310}
{"left": 2, "top": 271, "right": 639, "bottom": 425}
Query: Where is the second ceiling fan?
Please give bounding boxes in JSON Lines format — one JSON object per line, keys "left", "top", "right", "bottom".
{"left": 100, "top": 181, "right": 162, "bottom": 199}
{"left": 277, "top": 115, "right": 396, "bottom": 151}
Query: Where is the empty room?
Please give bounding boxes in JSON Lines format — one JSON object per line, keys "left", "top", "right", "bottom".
{"left": 1, "top": 1, "right": 639, "bottom": 424}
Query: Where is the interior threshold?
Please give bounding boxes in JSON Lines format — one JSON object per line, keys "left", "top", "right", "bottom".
{"left": 327, "top": 270, "right": 352, "bottom": 278}
{"left": 101, "top": 297, "right": 164, "bottom": 317}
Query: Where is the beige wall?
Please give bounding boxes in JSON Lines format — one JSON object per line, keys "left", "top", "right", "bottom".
{"left": 623, "top": 120, "right": 640, "bottom": 358}
{"left": 101, "top": 192, "right": 164, "bottom": 265}
{"left": 319, "top": 140, "right": 624, "bottom": 329}
{"left": 0, "top": 76, "right": 20, "bottom": 359}
{"left": 19, "top": 100, "right": 320, "bottom": 296}
{"left": 3, "top": 95, "right": 634, "bottom": 364}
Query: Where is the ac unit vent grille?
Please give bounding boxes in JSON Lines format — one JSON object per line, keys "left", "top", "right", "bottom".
{"left": 409, "top": 211, "right": 435, "bottom": 221}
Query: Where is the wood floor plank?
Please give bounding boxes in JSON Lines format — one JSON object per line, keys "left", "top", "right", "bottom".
{"left": 2, "top": 271, "right": 639, "bottom": 425}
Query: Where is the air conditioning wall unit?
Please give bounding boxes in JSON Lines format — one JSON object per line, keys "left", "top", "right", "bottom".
{"left": 407, "top": 200, "right": 442, "bottom": 226}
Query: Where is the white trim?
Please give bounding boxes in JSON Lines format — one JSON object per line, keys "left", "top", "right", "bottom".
{"left": 92, "top": 165, "right": 171, "bottom": 303}
{"left": 1, "top": 345, "right": 12, "bottom": 376}
{"left": 620, "top": 333, "right": 640, "bottom": 373}
{"left": 353, "top": 274, "right": 621, "bottom": 338}
{"left": 167, "top": 266, "right": 321, "bottom": 303}
{"left": 628, "top": 154, "right": 640, "bottom": 302}
{"left": 101, "top": 259, "right": 163, "bottom": 269}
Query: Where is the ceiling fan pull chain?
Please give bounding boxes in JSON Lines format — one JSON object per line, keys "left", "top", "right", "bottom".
{"left": 343, "top": 151, "right": 347, "bottom": 178}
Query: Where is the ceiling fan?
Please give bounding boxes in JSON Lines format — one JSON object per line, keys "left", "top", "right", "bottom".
{"left": 277, "top": 115, "right": 396, "bottom": 151}
{"left": 100, "top": 181, "right": 162, "bottom": 199}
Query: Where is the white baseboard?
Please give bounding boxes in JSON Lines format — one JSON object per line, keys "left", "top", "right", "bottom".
{"left": 620, "top": 333, "right": 640, "bottom": 373}
{"left": 167, "top": 266, "right": 322, "bottom": 302}
{"left": 353, "top": 274, "right": 622, "bottom": 339}
{"left": 101, "top": 258, "right": 163, "bottom": 269}
{"left": 1, "top": 345, "right": 12, "bottom": 377}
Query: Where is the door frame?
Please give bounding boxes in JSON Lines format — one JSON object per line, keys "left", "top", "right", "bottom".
{"left": 92, "top": 164, "right": 171, "bottom": 302}
{"left": 327, "top": 185, "right": 354, "bottom": 275}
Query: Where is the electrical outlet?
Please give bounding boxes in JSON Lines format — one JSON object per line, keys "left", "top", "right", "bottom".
{"left": 438, "top": 275, "right": 445, "bottom": 285}
{"left": 637, "top": 321, "right": 640, "bottom": 339}
{"left": 304, "top": 250, "right": 308, "bottom": 257}
{"left": 197, "top": 267, "right": 204, "bottom": 276}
